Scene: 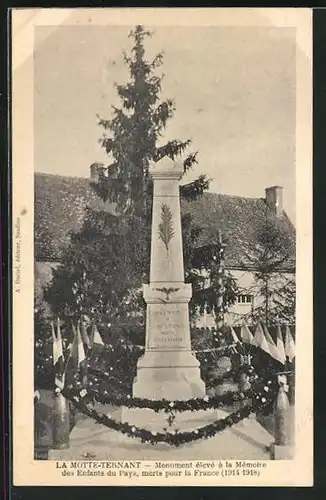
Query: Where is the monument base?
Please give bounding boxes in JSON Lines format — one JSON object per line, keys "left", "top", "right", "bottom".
{"left": 133, "top": 350, "right": 205, "bottom": 400}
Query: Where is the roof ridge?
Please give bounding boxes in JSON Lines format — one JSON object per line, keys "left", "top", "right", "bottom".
{"left": 35, "top": 173, "right": 263, "bottom": 202}
{"left": 203, "top": 191, "right": 263, "bottom": 202}
{"left": 35, "top": 172, "right": 90, "bottom": 181}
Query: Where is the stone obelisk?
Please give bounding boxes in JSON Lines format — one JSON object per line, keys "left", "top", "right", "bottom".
{"left": 133, "top": 157, "right": 205, "bottom": 400}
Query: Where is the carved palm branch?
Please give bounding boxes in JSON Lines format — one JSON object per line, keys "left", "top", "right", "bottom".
{"left": 158, "top": 204, "right": 175, "bottom": 251}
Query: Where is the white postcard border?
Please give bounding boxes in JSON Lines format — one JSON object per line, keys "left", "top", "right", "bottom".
{"left": 12, "top": 8, "right": 313, "bottom": 487}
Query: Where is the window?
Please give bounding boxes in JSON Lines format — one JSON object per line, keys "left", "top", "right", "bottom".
{"left": 237, "top": 294, "right": 253, "bottom": 304}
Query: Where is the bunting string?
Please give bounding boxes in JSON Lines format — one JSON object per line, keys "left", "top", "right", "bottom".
{"left": 47, "top": 318, "right": 295, "bottom": 395}
{"left": 100, "top": 342, "right": 237, "bottom": 355}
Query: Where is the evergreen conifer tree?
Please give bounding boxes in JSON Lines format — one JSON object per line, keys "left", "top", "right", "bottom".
{"left": 241, "top": 217, "right": 295, "bottom": 326}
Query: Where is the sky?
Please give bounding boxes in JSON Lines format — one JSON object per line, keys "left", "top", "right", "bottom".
{"left": 33, "top": 25, "right": 296, "bottom": 222}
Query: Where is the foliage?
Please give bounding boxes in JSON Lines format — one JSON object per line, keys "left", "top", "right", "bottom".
{"left": 271, "top": 275, "right": 296, "bottom": 325}
{"left": 93, "top": 25, "right": 203, "bottom": 216}
{"left": 46, "top": 209, "right": 147, "bottom": 336}
{"left": 246, "top": 217, "right": 294, "bottom": 273}
{"left": 185, "top": 229, "right": 238, "bottom": 324}
{"left": 34, "top": 303, "right": 53, "bottom": 388}
{"left": 240, "top": 216, "right": 295, "bottom": 325}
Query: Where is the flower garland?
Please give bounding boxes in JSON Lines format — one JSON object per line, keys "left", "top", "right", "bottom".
{"left": 62, "top": 386, "right": 273, "bottom": 447}
{"left": 68, "top": 380, "right": 273, "bottom": 413}
{"left": 64, "top": 367, "right": 276, "bottom": 414}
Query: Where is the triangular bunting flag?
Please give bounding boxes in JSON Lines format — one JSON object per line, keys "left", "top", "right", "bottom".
{"left": 92, "top": 323, "right": 104, "bottom": 346}
{"left": 52, "top": 319, "right": 65, "bottom": 390}
{"left": 77, "top": 321, "right": 86, "bottom": 366}
{"left": 88, "top": 323, "right": 94, "bottom": 348}
{"left": 276, "top": 324, "right": 286, "bottom": 364}
{"left": 71, "top": 322, "right": 88, "bottom": 387}
{"left": 70, "top": 324, "right": 78, "bottom": 364}
{"left": 52, "top": 320, "right": 58, "bottom": 363}
{"left": 253, "top": 323, "right": 271, "bottom": 356}
{"left": 240, "top": 324, "right": 255, "bottom": 345}
{"left": 71, "top": 323, "right": 86, "bottom": 364}
{"left": 284, "top": 325, "right": 295, "bottom": 362}
{"left": 263, "top": 324, "right": 286, "bottom": 365}
{"left": 80, "top": 316, "right": 91, "bottom": 350}
{"left": 230, "top": 326, "right": 240, "bottom": 344}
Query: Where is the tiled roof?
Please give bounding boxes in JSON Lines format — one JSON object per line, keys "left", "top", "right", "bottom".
{"left": 34, "top": 173, "right": 295, "bottom": 270}
{"left": 34, "top": 173, "right": 116, "bottom": 261}
{"left": 181, "top": 193, "right": 295, "bottom": 270}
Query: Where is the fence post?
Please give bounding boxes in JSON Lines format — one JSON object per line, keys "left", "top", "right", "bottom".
{"left": 52, "top": 390, "right": 70, "bottom": 450}
{"left": 270, "top": 374, "right": 293, "bottom": 459}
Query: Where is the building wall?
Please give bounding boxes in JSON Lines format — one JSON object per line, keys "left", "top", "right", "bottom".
{"left": 195, "top": 269, "right": 295, "bottom": 327}
{"left": 194, "top": 269, "right": 259, "bottom": 328}
{"left": 227, "top": 269, "right": 262, "bottom": 325}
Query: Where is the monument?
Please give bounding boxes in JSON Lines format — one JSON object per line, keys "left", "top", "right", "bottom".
{"left": 132, "top": 156, "right": 205, "bottom": 400}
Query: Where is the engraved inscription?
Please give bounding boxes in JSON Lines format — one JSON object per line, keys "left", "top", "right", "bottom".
{"left": 147, "top": 304, "right": 188, "bottom": 349}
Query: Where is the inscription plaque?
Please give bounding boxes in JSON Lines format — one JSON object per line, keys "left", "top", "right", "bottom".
{"left": 147, "top": 303, "right": 189, "bottom": 349}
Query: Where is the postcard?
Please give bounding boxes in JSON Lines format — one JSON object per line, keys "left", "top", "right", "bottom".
{"left": 12, "top": 7, "right": 313, "bottom": 486}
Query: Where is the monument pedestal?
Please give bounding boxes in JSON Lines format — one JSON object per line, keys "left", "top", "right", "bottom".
{"left": 133, "top": 282, "right": 205, "bottom": 400}
{"left": 133, "top": 348, "right": 205, "bottom": 400}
